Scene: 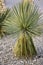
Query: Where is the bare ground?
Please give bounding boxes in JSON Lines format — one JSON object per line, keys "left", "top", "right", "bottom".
{"left": 0, "top": 35, "right": 43, "bottom": 65}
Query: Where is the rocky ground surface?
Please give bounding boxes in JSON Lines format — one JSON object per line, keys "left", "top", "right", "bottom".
{"left": 0, "top": 35, "right": 43, "bottom": 65}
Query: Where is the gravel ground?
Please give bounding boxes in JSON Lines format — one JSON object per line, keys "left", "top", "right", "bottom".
{"left": 0, "top": 35, "right": 43, "bottom": 65}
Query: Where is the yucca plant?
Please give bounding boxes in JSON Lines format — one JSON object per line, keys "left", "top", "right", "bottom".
{"left": 0, "top": 9, "right": 10, "bottom": 37}
{"left": 6, "top": 2, "right": 43, "bottom": 59}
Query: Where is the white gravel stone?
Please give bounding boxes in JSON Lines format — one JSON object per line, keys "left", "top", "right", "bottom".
{"left": 0, "top": 35, "right": 43, "bottom": 65}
